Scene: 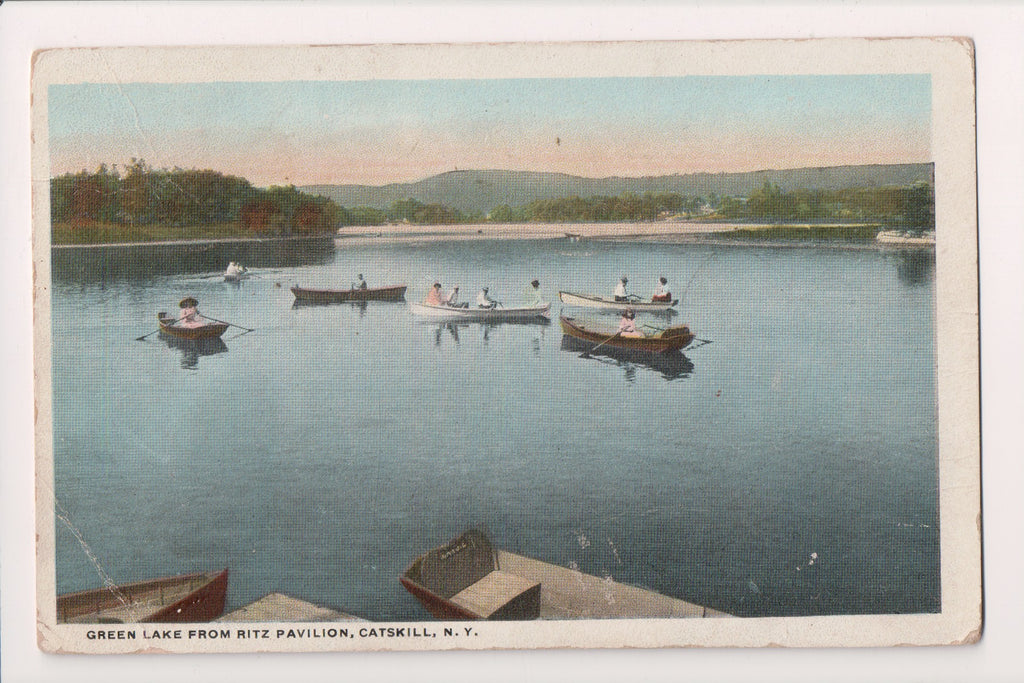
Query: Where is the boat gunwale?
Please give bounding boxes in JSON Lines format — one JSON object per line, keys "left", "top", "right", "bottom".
{"left": 558, "top": 291, "right": 679, "bottom": 310}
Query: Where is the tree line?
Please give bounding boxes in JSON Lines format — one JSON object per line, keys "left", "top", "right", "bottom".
{"left": 51, "top": 160, "right": 342, "bottom": 236}
{"left": 52, "top": 163, "right": 935, "bottom": 238}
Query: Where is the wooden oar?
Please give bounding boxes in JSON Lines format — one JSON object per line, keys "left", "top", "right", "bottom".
{"left": 136, "top": 315, "right": 185, "bottom": 341}
{"left": 198, "top": 314, "right": 255, "bottom": 333}
{"left": 584, "top": 331, "right": 621, "bottom": 355}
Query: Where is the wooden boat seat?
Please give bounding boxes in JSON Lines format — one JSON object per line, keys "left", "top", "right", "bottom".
{"left": 449, "top": 570, "right": 541, "bottom": 620}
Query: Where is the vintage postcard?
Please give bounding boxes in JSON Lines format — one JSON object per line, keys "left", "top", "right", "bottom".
{"left": 32, "top": 38, "right": 979, "bottom": 654}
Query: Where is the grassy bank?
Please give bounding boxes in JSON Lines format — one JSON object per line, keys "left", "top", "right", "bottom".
{"left": 718, "top": 224, "right": 884, "bottom": 241}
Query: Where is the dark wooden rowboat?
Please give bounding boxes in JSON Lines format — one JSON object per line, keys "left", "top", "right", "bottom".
{"left": 559, "top": 315, "right": 694, "bottom": 352}
{"left": 400, "top": 530, "right": 728, "bottom": 620}
{"left": 57, "top": 569, "right": 229, "bottom": 624}
{"left": 157, "top": 312, "right": 229, "bottom": 340}
{"left": 290, "top": 284, "right": 407, "bottom": 304}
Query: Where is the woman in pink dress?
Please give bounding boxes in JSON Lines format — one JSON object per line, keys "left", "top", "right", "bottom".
{"left": 177, "top": 297, "right": 203, "bottom": 328}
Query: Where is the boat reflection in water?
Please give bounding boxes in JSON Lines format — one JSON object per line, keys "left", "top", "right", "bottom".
{"left": 894, "top": 250, "right": 935, "bottom": 286}
{"left": 160, "top": 335, "right": 229, "bottom": 370}
{"left": 421, "top": 317, "right": 551, "bottom": 347}
{"left": 560, "top": 335, "right": 694, "bottom": 382}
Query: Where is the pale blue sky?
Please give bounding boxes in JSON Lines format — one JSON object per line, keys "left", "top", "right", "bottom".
{"left": 49, "top": 75, "right": 931, "bottom": 186}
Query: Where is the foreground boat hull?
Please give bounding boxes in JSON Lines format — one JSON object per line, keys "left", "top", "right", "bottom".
{"left": 409, "top": 302, "right": 551, "bottom": 321}
{"left": 559, "top": 291, "right": 678, "bottom": 311}
{"left": 157, "top": 313, "right": 229, "bottom": 340}
{"left": 291, "top": 284, "right": 407, "bottom": 303}
{"left": 58, "top": 569, "right": 229, "bottom": 624}
{"left": 559, "top": 315, "right": 694, "bottom": 352}
{"left": 401, "top": 530, "right": 728, "bottom": 620}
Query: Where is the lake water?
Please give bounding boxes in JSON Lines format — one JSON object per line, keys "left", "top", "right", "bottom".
{"left": 50, "top": 233, "right": 939, "bottom": 619}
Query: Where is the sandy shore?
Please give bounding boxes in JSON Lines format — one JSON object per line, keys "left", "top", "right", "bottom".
{"left": 334, "top": 221, "right": 744, "bottom": 242}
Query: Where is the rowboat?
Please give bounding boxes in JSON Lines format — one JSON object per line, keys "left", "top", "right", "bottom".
{"left": 223, "top": 262, "right": 250, "bottom": 282}
{"left": 559, "top": 291, "right": 678, "bottom": 311}
{"left": 57, "top": 569, "right": 229, "bottom": 624}
{"left": 559, "top": 315, "right": 694, "bottom": 352}
{"left": 291, "top": 284, "right": 407, "bottom": 304}
{"left": 157, "top": 312, "right": 229, "bottom": 340}
{"left": 409, "top": 301, "right": 551, "bottom": 321}
{"left": 400, "top": 530, "right": 729, "bottom": 620}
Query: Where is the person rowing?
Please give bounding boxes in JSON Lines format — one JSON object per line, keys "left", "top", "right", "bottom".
{"left": 476, "top": 287, "right": 498, "bottom": 309}
{"left": 523, "top": 278, "right": 543, "bottom": 306}
{"left": 353, "top": 273, "right": 368, "bottom": 290}
{"left": 614, "top": 275, "right": 630, "bottom": 302}
{"left": 177, "top": 297, "right": 204, "bottom": 328}
{"left": 445, "top": 285, "right": 469, "bottom": 308}
{"left": 617, "top": 308, "right": 644, "bottom": 338}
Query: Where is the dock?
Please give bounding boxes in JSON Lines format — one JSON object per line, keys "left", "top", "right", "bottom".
{"left": 217, "top": 593, "right": 365, "bottom": 622}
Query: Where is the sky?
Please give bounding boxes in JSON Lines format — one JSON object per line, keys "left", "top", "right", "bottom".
{"left": 48, "top": 75, "right": 932, "bottom": 187}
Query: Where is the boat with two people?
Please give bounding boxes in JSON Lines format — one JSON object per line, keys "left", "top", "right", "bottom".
{"left": 400, "top": 529, "right": 728, "bottom": 620}
{"left": 57, "top": 569, "right": 229, "bottom": 624}
{"left": 559, "top": 291, "right": 678, "bottom": 311}
{"left": 223, "top": 262, "right": 250, "bottom": 282}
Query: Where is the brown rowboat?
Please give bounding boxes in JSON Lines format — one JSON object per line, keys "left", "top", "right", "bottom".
{"left": 290, "top": 284, "right": 407, "bottom": 304}
{"left": 559, "top": 315, "right": 694, "bottom": 352}
{"left": 157, "top": 312, "right": 229, "bottom": 340}
{"left": 57, "top": 569, "right": 229, "bottom": 624}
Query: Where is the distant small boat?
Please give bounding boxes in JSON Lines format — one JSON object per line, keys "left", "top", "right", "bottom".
{"left": 57, "top": 569, "right": 229, "bottom": 624}
{"left": 290, "top": 284, "right": 407, "bottom": 304}
{"left": 559, "top": 315, "right": 694, "bottom": 352}
{"left": 559, "top": 291, "right": 678, "bottom": 311}
{"left": 223, "top": 262, "right": 250, "bottom": 282}
{"left": 400, "top": 530, "right": 728, "bottom": 620}
{"left": 409, "top": 301, "right": 550, "bottom": 321}
{"left": 876, "top": 230, "right": 936, "bottom": 246}
{"left": 157, "top": 312, "right": 229, "bottom": 340}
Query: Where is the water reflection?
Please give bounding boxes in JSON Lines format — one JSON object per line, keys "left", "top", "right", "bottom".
{"left": 559, "top": 336, "right": 694, "bottom": 382}
{"left": 894, "top": 251, "right": 935, "bottom": 286}
{"left": 292, "top": 299, "right": 371, "bottom": 319}
{"left": 159, "top": 335, "right": 228, "bottom": 370}
{"left": 424, "top": 317, "right": 551, "bottom": 347}
{"left": 52, "top": 235, "right": 336, "bottom": 283}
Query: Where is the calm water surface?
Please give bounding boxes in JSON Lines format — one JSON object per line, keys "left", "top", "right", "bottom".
{"left": 51, "top": 235, "right": 938, "bottom": 619}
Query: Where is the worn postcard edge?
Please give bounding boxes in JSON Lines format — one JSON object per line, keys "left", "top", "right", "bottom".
{"left": 30, "top": 37, "right": 981, "bottom": 654}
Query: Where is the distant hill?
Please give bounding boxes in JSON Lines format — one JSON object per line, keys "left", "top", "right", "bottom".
{"left": 302, "top": 164, "right": 934, "bottom": 216}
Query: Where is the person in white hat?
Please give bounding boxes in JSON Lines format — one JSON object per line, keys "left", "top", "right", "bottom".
{"left": 476, "top": 286, "right": 497, "bottom": 309}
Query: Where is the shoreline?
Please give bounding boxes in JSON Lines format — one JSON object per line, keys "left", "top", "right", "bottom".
{"left": 47, "top": 222, "right": 934, "bottom": 251}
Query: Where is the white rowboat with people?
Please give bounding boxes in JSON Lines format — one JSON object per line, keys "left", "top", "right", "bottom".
{"left": 559, "top": 291, "right": 678, "bottom": 311}
{"left": 409, "top": 302, "right": 551, "bottom": 321}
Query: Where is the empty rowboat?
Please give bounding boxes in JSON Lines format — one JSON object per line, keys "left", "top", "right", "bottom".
{"left": 559, "top": 315, "right": 694, "bottom": 352}
{"left": 57, "top": 569, "right": 229, "bottom": 624}
{"left": 157, "top": 312, "right": 229, "bottom": 340}
{"left": 400, "top": 530, "right": 728, "bottom": 620}
{"left": 291, "top": 284, "right": 407, "bottom": 304}
{"left": 409, "top": 302, "right": 550, "bottom": 321}
{"left": 559, "top": 291, "right": 678, "bottom": 311}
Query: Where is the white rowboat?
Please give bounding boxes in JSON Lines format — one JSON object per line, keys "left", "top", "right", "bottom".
{"left": 409, "top": 302, "right": 550, "bottom": 321}
{"left": 559, "top": 291, "right": 678, "bottom": 311}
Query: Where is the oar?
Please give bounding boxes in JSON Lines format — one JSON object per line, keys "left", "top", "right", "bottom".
{"left": 136, "top": 315, "right": 185, "bottom": 341}
{"left": 584, "top": 331, "right": 621, "bottom": 355}
{"left": 198, "top": 314, "right": 255, "bottom": 333}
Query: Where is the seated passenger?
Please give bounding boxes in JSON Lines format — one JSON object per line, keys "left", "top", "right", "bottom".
{"left": 425, "top": 283, "right": 445, "bottom": 305}
{"left": 477, "top": 287, "right": 497, "bottom": 309}
{"left": 652, "top": 276, "right": 672, "bottom": 302}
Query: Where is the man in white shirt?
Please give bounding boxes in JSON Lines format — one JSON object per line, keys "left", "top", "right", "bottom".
{"left": 614, "top": 276, "right": 629, "bottom": 301}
